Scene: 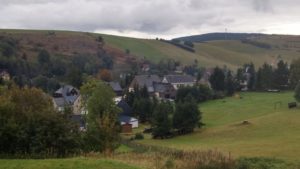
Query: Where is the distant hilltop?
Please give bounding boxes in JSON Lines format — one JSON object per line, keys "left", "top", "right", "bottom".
{"left": 174, "top": 32, "right": 267, "bottom": 42}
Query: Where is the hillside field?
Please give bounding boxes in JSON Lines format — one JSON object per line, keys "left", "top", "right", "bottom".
{"left": 137, "top": 92, "right": 300, "bottom": 162}
{"left": 102, "top": 33, "right": 300, "bottom": 70}
{"left": 1, "top": 29, "right": 300, "bottom": 72}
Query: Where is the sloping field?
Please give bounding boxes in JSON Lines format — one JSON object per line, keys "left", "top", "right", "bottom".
{"left": 102, "top": 34, "right": 300, "bottom": 69}
{"left": 138, "top": 92, "right": 300, "bottom": 162}
{"left": 194, "top": 40, "right": 300, "bottom": 69}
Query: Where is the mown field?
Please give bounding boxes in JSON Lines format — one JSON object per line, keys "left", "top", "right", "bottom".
{"left": 138, "top": 92, "right": 300, "bottom": 162}
{"left": 102, "top": 33, "right": 300, "bottom": 69}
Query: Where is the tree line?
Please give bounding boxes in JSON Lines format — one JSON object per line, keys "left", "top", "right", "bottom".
{"left": 208, "top": 59, "right": 300, "bottom": 94}
{"left": 0, "top": 35, "right": 114, "bottom": 93}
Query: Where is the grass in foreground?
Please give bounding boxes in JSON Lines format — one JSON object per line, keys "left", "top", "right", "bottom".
{"left": 0, "top": 157, "right": 142, "bottom": 169}
{"left": 1, "top": 152, "right": 299, "bottom": 169}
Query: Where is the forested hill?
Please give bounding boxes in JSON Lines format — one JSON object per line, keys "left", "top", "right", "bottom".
{"left": 173, "top": 32, "right": 266, "bottom": 42}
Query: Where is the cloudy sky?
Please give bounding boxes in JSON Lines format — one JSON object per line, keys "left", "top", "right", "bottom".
{"left": 0, "top": 0, "right": 299, "bottom": 39}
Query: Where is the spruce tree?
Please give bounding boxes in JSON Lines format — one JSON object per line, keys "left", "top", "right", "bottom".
{"left": 152, "top": 102, "right": 172, "bottom": 139}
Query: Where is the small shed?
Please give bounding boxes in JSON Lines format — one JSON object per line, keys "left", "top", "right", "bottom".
{"left": 121, "top": 123, "right": 132, "bottom": 133}
{"left": 119, "top": 115, "right": 138, "bottom": 128}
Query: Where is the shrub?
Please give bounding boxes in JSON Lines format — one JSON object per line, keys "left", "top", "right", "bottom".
{"left": 135, "top": 133, "right": 144, "bottom": 140}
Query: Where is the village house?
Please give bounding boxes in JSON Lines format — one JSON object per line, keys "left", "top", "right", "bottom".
{"left": 153, "top": 82, "right": 176, "bottom": 100}
{"left": 117, "top": 99, "right": 138, "bottom": 132}
{"left": 107, "top": 81, "right": 123, "bottom": 96}
{"left": 162, "top": 75, "right": 196, "bottom": 90}
{"left": 52, "top": 85, "right": 83, "bottom": 115}
{"left": 129, "top": 75, "right": 161, "bottom": 93}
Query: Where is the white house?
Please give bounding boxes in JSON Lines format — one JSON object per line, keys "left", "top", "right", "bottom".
{"left": 117, "top": 100, "right": 139, "bottom": 128}
{"left": 162, "top": 75, "right": 196, "bottom": 90}
{"left": 52, "top": 85, "right": 84, "bottom": 115}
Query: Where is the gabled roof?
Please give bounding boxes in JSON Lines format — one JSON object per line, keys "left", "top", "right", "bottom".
{"left": 119, "top": 115, "right": 138, "bottom": 123}
{"left": 131, "top": 75, "right": 161, "bottom": 92}
{"left": 108, "top": 82, "right": 123, "bottom": 92}
{"left": 53, "top": 85, "right": 79, "bottom": 106}
{"left": 153, "top": 82, "right": 174, "bottom": 93}
{"left": 117, "top": 100, "right": 133, "bottom": 116}
{"left": 164, "top": 75, "right": 195, "bottom": 84}
{"left": 53, "top": 97, "right": 66, "bottom": 107}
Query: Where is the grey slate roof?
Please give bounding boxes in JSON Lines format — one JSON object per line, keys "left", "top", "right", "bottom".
{"left": 53, "top": 85, "right": 79, "bottom": 107}
{"left": 53, "top": 97, "right": 66, "bottom": 107}
{"left": 131, "top": 75, "right": 161, "bottom": 92}
{"left": 119, "top": 115, "right": 138, "bottom": 123}
{"left": 117, "top": 100, "right": 133, "bottom": 116}
{"left": 153, "top": 82, "right": 174, "bottom": 93}
{"left": 108, "top": 82, "right": 123, "bottom": 92}
{"left": 164, "top": 75, "right": 195, "bottom": 84}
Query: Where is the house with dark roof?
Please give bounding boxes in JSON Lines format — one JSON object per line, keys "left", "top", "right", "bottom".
{"left": 153, "top": 82, "right": 176, "bottom": 100}
{"left": 107, "top": 82, "right": 123, "bottom": 96}
{"left": 162, "top": 75, "right": 196, "bottom": 90}
{"left": 117, "top": 99, "right": 138, "bottom": 128}
{"left": 129, "top": 75, "right": 161, "bottom": 93}
{"left": 52, "top": 85, "right": 83, "bottom": 115}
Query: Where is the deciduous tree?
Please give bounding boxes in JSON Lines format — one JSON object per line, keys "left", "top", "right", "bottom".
{"left": 81, "top": 79, "right": 121, "bottom": 154}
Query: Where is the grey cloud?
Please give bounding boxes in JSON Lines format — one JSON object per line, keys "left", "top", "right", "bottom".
{"left": 252, "top": 0, "right": 274, "bottom": 13}
{"left": 0, "top": 0, "right": 299, "bottom": 38}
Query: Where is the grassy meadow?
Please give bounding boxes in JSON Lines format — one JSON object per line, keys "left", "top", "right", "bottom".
{"left": 1, "top": 93, "right": 299, "bottom": 168}
{"left": 138, "top": 92, "right": 300, "bottom": 162}
{"left": 0, "top": 158, "right": 142, "bottom": 169}
{"left": 102, "top": 32, "right": 300, "bottom": 70}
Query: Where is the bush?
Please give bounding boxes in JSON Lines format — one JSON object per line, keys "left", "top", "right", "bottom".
{"left": 0, "top": 87, "right": 81, "bottom": 158}
{"left": 135, "top": 133, "right": 144, "bottom": 140}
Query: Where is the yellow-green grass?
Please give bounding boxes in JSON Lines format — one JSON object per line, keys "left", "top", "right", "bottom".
{"left": 0, "top": 158, "right": 142, "bottom": 169}
{"left": 195, "top": 40, "right": 300, "bottom": 69}
{"left": 137, "top": 92, "right": 300, "bottom": 162}
{"left": 102, "top": 33, "right": 300, "bottom": 70}
{"left": 116, "top": 144, "right": 134, "bottom": 153}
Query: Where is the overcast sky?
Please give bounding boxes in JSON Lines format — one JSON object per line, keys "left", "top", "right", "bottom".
{"left": 0, "top": 0, "right": 299, "bottom": 39}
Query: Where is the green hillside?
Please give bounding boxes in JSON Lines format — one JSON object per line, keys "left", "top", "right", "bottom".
{"left": 137, "top": 92, "right": 300, "bottom": 162}
{"left": 1, "top": 29, "right": 299, "bottom": 71}
{"left": 101, "top": 34, "right": 300, "bottom": 70}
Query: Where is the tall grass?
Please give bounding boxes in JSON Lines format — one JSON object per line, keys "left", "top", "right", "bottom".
{"left": 115, "top": 140, "right": 299, "bottom": 169}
